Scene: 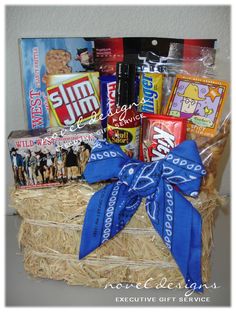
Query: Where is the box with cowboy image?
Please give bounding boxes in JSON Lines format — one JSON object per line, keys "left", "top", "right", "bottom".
{"left": 8, "top": 125, "right": 103, "bottom": 189}
{"left": 165, "top": 75, "right": 229, "bottom": 137}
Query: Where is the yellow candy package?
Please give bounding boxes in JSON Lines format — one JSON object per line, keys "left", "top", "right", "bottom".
{"left": 138, "top": 73, "right": 163, "bottom": 114}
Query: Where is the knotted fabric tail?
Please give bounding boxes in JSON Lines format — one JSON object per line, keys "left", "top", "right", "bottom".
{"left": 79, "top": 139, "right": 206, "bottom": 292}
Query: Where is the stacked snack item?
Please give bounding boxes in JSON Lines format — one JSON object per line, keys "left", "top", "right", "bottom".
{"left": 99, "top": 76, "right": 116, "bottom": 129}
{"left": 164, "top": 74, "right": 229, "bottom": 137}
{"left": 100, "top": 74, "right": 140, "bottom": 130}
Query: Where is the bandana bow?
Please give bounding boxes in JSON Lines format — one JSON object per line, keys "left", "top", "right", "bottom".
{"left": 79, "top": 140, "right": 206, "bottom": 291}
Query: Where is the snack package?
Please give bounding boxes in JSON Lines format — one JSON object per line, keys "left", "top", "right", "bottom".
{"left": 94, "top": 38, "right": 216, "bottom": 75}
{"left": 94, "top": 38, "right": 124, "bottom": 75}
{"left": 46, "top": 73, "right": 100, "bottom": 127}
{"left": 135, "top": 43, "right": 217, "bottom": 113}
{"left": 99, "top": 76, "right": 116, "bottom": 129}
{"left": 138, "top": 73, "right": 163, "bottom": 114}
{"left": 165, "top": 74, "right": 229, "bottom": 137}
{"left": 8, "top": 125, "right": 103, "bottom": 189}
{"left": 19, "top": 37, "right": 216, "bottom": 129}
{"left": 100, "top": 75, "right": 140, "bottom": 129}
{"left": 139, "top": 114, "right": 187, "bottom": 162}
{"left": 19, "top": 38, "right": 95, "bottom": 129}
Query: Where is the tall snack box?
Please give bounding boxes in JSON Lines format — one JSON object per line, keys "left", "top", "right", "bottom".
{"left": 19, "top": 38, "right": 95, "bottom": 129}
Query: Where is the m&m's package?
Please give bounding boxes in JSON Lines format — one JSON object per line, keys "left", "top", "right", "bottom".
{"left": 139, "top": 114, "right": 187, "bottom": 162}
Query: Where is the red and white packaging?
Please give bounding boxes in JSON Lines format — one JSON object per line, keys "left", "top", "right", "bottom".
{"left": 139, "top": 114, "right": 187, "bottom": 162}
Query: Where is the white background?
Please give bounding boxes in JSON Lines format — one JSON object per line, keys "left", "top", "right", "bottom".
{"left": 5, "top": 5, "right": 230, "bottom": 214}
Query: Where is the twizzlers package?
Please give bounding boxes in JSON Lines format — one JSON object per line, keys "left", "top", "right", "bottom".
{"left": 139, "top": 114, "right": 187, "bottom": 162}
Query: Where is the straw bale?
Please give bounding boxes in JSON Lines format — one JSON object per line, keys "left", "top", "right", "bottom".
{"left": 12, "top": 183, "right": 219, "bottom": 286}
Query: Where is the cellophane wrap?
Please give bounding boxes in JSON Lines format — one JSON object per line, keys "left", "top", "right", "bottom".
{"left": 10, "top": 114, "right": 230, "bottom": 287}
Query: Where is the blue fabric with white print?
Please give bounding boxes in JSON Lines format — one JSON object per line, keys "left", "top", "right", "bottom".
{"left": 79, "top": 140, "right": 206, "bottom": 292}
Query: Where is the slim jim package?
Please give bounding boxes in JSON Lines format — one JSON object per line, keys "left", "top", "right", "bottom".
{"left": 140, "top": 114, "right": 187, "bottom": 162}
{"left": 46, "top": 73, "right": 100, "bottom": 127}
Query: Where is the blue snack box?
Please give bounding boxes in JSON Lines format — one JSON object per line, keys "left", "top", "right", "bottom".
{"left": 19, "top": 38, "right": 95, "bottom": 129}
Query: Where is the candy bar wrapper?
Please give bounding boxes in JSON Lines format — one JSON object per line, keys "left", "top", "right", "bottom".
{"left": 165, "top": 74, "right": 229, "bottom": 137}
{"left": 138, "top": 73, "right": 163, "bottom": 114}
{"left": 139, "top": 114, "right": 187, "bottom": 162}
{"left": 46, "top": 73, "right": 100, "bottom": 127}
{"left": 8, "top": 125, "right": 103, "bottom": 189}
{"left": 99, "top": 76, "right": 116, "bottom": 129}
{"left": 100, "top": 75, "right": 140, "bottom": 129}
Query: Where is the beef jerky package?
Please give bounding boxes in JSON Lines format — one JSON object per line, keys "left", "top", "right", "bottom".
{"left": 94, "top": 38, "right": 216, "bottom": 75}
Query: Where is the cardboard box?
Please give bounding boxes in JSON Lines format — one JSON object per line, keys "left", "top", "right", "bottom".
{"left": 19, "top": 37, "right": 95, "bottom": 129}
{"left": 8, "top": 125, "right": 103, "bottom": 189}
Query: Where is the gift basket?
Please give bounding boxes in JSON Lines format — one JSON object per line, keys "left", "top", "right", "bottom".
{"left": 9, "top": 37, "right": 230, "bottom": 291}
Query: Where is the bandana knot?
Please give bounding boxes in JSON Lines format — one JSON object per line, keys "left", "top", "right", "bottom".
{"left": 79, "top": 139, "right": 206, "bottom": 292}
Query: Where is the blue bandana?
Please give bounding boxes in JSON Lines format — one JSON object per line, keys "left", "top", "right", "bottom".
{"left": 79, "top": 140, "right": 206, "bottom": 292}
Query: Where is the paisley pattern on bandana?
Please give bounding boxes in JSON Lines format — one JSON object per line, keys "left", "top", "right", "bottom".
{"left": 79, "top": 140, "right": 206, "bottom": 292}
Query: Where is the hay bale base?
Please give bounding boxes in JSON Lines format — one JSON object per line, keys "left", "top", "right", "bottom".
{"left": 10, "top": 182, "right": 219, "bottom": 287}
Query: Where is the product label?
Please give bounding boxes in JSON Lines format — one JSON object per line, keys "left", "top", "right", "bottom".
{"left": 148, "top": 125, "right": 175, "bottom": 161}
{"left": 139, "top": 73, "right": 163, "bottom": 114}
{"left": 107, "top": 81, "right": 116, "bottom": 112}
{"left": 140, "top": 114, "right": 187, "bottom": 162}
{"left": 165, "top": 74, "right": 229, "bottom": 137}
{"left": 47, "top": 75, "right": 100, "bottom": 126}
{"left": 107, "top": 125, "right": 140, "bottom": 159}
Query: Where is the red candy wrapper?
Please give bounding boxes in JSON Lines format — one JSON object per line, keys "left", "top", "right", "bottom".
{"left": 140, "top": 114, "right": 187, "bottom": 162}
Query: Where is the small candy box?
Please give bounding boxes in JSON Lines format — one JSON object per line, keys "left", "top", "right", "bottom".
{"left": 139, "top": 114, "right": 187, "bottom": 162}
